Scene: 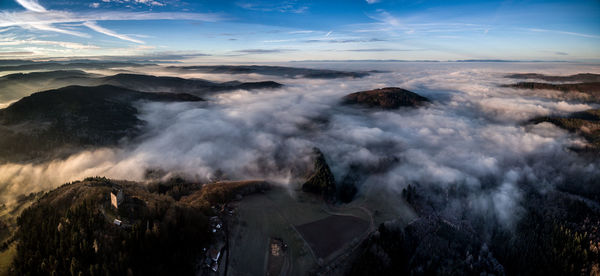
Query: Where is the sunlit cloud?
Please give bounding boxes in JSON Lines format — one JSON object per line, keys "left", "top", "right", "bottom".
{"left": 15, "top": 0, "right": 46, "bottom": 12}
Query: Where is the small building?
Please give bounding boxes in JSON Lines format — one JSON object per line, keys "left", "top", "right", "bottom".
{"left": 113, "top": 219, "right": 122, "bottom": 226}
{"left": 110, "top": 189, "right": 124, "bottom": 209}
{"left": 209, "top": 248, "right": 221, "bottom": 262}
{"left": 209, "top": 216, "right": 223, "bottom": 233}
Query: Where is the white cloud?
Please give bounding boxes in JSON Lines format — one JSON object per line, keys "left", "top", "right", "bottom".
{"left": 0, "top": 37, "right": 100, "bottom": 49}
{"left": 2, "top": 0, "right": 222, "bottom": 43}
{"left": 101, "top": 0, "right": 166, "bottom": 7}
{"left": 15, "top": 0, "right": 46, "bottom": 12}
{"left": 134, "top": 0, "right": 165, "bottom": 6}
{"left": 366, "top": 0, "right": 380, "bottom": 4}
{"left": 83, "top": 21, "right": 144, "bottom": 44}
{"left": 237, "top": 1, "right": 309, "bottom": 14}
{"left": 25, "top": 22, "right": 89, "bottom": 37}
{"left": 1, "top": 63, "right": 598, "bottom": 230}
{"left": 90, "top": 3, "right": 100, "bottom": 8}
{"left": 527, "top": 28, "right": 600, "bottom": 39}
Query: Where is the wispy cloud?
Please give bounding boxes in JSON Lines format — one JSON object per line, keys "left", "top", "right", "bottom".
{"left": 83, "top": 21, "right": 143, "bottom": 44}
{"left": 101, "top": 0, "right": 166, "bottom": 7}
{"left": 527, "top": 28, "right": 600, "bottom": 39}
{"left": 15, "top": 0, "right": 46, "bottom": 13}
{"left": 3, "top": 0, "right": 223, "bottom": 44}
{"left": 24, "top": 22, "right": 89, "bottom": 37}
{"left": 288, "top": 30, "right": 314, "bottom": 34}
{"left": 262, "top": 39, "right": 297, "bottom": 43}
{"left": 0, "top": 37, "right": 100, "bottom": 49}
{"left": 346, "top": 48, "right": 417, "bottom": 52}
{"left": 233, "top": 48, "right": 296, "bottom": 54}
{"left": 236, "top": 1, "right": 308, "bottom": 13}
{"left": 0, "top": 51, "right": 33, "bottom": 56}
{"left": 133, "top": 0, "right": 165, "bottom": 7}
{"left": 304, "top": 38, "right": 386, "bottom": 43}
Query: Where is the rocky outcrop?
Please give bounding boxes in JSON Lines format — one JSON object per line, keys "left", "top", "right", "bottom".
{"left": 302, "top": 148, "right": 337, "bottom": 202}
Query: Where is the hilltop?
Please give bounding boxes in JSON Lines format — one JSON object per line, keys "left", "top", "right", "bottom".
{"left": 342, "top": 87, "right": 430, "bottom": 109}
{"left": 9, "top": 177, "right": 271, "bottom": 276}
{"left": 0, "top": 85, "right": 202, "bottom": 163}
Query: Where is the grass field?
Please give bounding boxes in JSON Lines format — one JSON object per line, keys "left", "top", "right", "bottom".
{"left": 227, "top": 187, "right": 331, "bottom": 276}
{"left": 296, "top": 215, "right": 369, "bottom": 259}
{"left": 226, "top": 185, "right": 403, "bottom": 275}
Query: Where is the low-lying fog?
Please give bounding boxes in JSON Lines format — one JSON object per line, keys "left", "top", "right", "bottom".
{"left": 1, "top": 62, "right": 599, "bottom": 227}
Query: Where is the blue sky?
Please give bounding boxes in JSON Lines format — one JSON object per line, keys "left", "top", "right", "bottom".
{"left": 0, "top": 0, "right": 598, "bottom": 61}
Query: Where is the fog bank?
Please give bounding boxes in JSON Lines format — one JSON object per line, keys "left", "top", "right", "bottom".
{"left": 1, "top": 62, "right": 599, "bottom": 227}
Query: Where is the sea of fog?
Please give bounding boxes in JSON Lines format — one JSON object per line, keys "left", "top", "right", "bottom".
{"left": 1, "top": 62, "right": 599, "bottom": 226}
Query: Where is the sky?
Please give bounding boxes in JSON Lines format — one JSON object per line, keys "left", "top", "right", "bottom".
{"left": 0, "top": 0, "right": 598, "bottom": 62}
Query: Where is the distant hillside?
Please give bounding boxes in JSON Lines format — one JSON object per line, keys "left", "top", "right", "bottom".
{"left": 505, "top": 73, "right": 600, "bottom": 82}
{"left": 100, "top": 73, "right": 282, "bottom": 94}
{"left": 0, "top": 61, "right": 147, "bottom": 72}
{"left": 502, "top": 82, "right": 600, "bottom": 103}
{"left": 0, "top": 70, "right": 93, "bottom": 104}
{"left": 12, "top": 178, "right": 205, "bottom": 276}
{"left": 0, "top": 71, "right": 282, "bottom": 105}
{"left": 11, "top": 177, "right": 269, "bottom": 275}
{"left": 342, "top": 87, "right": 430, "bottom": 109}
{"left": 501, "top": 73, "right": 600, "bottom": 103}
{"left": 0, "top": 85, "right": 202, "bottom": 163}
{"left": 530, "top": 109, "right": 600, "bottom": 151}
{"left": 349, "top": 182, "right": 600, "bottom": 275}
{"left": 168, "top": 65, "right": 372, "bottom": 79}
{"left": 503, "top": 81, "right": 600, "bottom": 94}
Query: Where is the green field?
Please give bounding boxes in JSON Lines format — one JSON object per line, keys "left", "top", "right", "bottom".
{"left": 226, "top": 185, "right": 412, "bottom": 275}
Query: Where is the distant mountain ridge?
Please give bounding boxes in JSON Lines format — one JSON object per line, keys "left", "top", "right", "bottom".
{"left": 0, "top": 85, "right": 202, "bottom": 163}
{"left": 501, "top": 73, "right": 600, "bottom": 103}
{"left": 505, "top": 73, "right": 600, "bottom": 82}
{"left": 0, "top": 61, "right": 148, "bottom": 72}
{"left": 0, "top": 70, "right": 283, "bottom": 105}
{"left": 167, "top": 65, "right": 374, "bottom": 79}
{"left": 530, "top": 109, "right": 600, "bottom": 152}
